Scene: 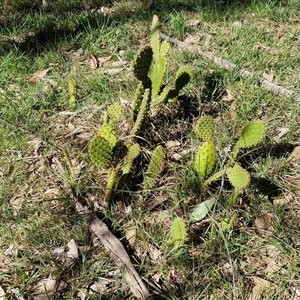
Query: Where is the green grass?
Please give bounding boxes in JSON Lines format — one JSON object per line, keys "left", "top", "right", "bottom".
{"left": 1, "top": 0, "right": 300, "bottom": 299}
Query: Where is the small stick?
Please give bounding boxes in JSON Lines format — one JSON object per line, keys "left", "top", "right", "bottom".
{"left": 160, "top": 32, "right": 300, "bottom": 103}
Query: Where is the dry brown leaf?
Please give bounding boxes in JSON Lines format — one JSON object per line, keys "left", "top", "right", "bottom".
{"left": 27, "top": 136, "right": 42, "bottom": 156}
{"left": 188, "top": 19, "right": 200, "bottom": 27}
{"left": 28, "top": 68, "right": 51, "bottom": 84}
{"left": 125, "top": 222, "right": 136, "bottom": 247}
{"left": 166, "top": 140, "right": 180, "bottom": 149}
{"left": 284, "top": 176, "right": 300, "bottom": 186}
{"left": 229, "top": 101, "right": 237, "bottom": 120}
{"left": 105, "top": 68, "right": 125, "bottom": 75}
{"left": 34, "top": 278, "right": 67, "bottom": 296}
{"left": 148, "top": 244, "right": 162, "bottom": 263}
{"left": 221, "top": 89, "right": 235, "bottom": 102}
{"left": 262, "top": 72, "right": 275, "bottom": 81}
{"left": 10, "top": 186, "right": 30, "bottom": 216}
{"left": 248, "top": 276, "right": 270, "bottom": 300}
{"left": 89, "top": 277, "right": 116, "bottom": 294}
{"left": 97, "top": 55, "right": 112, "bottom": 67}
{"left": 0, "top": 285, "right": 5, "bottom": 299}
{"left": 254, "top": 213, "right": 275, "bottom": 235}
{"left": 184, "top": 33, "right": 200, "bottom": 45}
{"left": 89, "top": 54, "right": 98, "bottom": 70}
{"left": 290, "top": 146, "right": 300, "bottom": 160}
{"left": 66, "top": 239, "right": 79, "bottom": 263}
{"left": 100, "top": 6, "right": 111, "bottom": 16}
{"left": 273, "top": 127, "right": 290, "bottom": 142}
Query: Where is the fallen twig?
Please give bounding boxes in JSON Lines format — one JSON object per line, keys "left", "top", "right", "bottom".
{"left": 160, "top": 32, "right": 300, "bottom": 103}
{"left": 69, "top": 192, "right": 152, "bottom": 299}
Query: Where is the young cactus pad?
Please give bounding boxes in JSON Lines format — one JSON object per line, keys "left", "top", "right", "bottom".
{"left": 195, "top": 116, "right": 215, "bottom": 142}
{"left": 133, "top": 46, "right": 153, "bottom": 88}
{"left": 103, "top": 168, "right": 117, "bottom": 207}
{"left": 226, "top": 163, "right": 250, "bottom": 189}
{"left": 121, "top": 143, "right": 141, "bottom": 175}
{"left": 130, "top": 88, "right": 151, "bottom": 136}
{"left": 107, "top": 102, "right": 122, "bottom": 123}
{"left": 237, "top": 120, "right": 265, "bottom": 149}
{"left": 171, "top": 217, "right": 186, "bottom": 248}
{"left": 143, "top": 145, "right": 164, "bottom": 191}
{"left": 174, "top": 67, "right": 191, "bottom": 91}
{"left": 89, "top": 136, "right": 112, "bottom": 169}
{"left": 98, "top": 124, "right": 117, "bottom": 149}
{"left": 194, "top": 141, "right": 216, "bottom": 178}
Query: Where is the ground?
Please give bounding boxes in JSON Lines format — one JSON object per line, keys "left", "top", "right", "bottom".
{"left": 0, "top": 0, "right": 300, "bottom": 299}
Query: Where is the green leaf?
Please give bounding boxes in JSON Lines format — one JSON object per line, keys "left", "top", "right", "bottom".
{"left": 171, "top": 217, "right": 186, "bottom": 248}
{"left": 190, "top": 198, "right": 215, "bottom": 223}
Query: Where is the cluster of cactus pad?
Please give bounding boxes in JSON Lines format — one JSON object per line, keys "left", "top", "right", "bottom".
{"left": 88, "top": 15, "right": 192, "bottom": 206}
{"left": 194, "top": 116, "right": 265, "bottom": 204}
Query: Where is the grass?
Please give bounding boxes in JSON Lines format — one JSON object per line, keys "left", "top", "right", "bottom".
{"left": 1, "top": 0, "right": 300, "bottom": 299}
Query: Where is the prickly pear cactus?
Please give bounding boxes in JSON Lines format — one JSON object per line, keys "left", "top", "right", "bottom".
{"left": 130, "top": 88, "right": 151, "bottom": 136}
{"left": 98, "top": 124, "right": 117, "bottom": 149}
{"left": 237, "top": 120, "right": 265, "bottom": 149}
{"left": 226, "top": 163, "right": 250, "bottom": 189}
{"left": 143, "top": 145, "right": 164, "bottom": 191}
{"left": 174, "top": 66, "right": 191, "bottom": 92}
{"left": 89, "top": 136, "right": 112, "bottom": 169}
{"left": 195, "top": 116, "right": 215, "bottom": 142}
{"left": 133, "top": 82, "right": 145, "bottom": 120}
{"left": 121, "top": 143, "right": 141, "bottom": 175}
{"left": 107, "top": 102, "right": 122, "bottom": 123}
{"left": 151, "top": 55, "right": 167, "bottom": 98}
{"left": 150, "top": 15, "right": 160, "bottom": 60}
{"left": 103, "top": 168, "right": 117, "bottom": 207}
{"left": 133, "top": 46, "right": 153, "bottom": 89}
{"left": 194, "top": 141, "right": 216, "bottom": 178}
{"left": 171, "top": 217, "right": 186, "bottom": 248}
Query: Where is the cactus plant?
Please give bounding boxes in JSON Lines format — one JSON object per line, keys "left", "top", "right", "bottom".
{"left": 171, "top": 217, "right": 186, "bottom": 248}
{"left": 226, "top": 163, "right": 250, "bottom": 189}
{"left": 103, "top": 168, "right": 117, "bottom": 207}
{"left": 195, "top": 115, "right": 215, "bottom": 142}
{"left": 107, "top": 102, "right": 122, "bottom": 123}
{"left": 194, "top": 141, "right": 216, "bottom": 178}
{"left": 98, "top": 124, "right": 117, "bottom": 149}
{"left": 121, "top": 143, "right": 141, "bottom": 175}
{"left": 130, "top": 88, "right": 151, "bottom": 136}
{"left": 143, "top": 145, "right": 164, "bottom": 191}
{"left": 89, "top": 136, "right": 112, "bottom": 169}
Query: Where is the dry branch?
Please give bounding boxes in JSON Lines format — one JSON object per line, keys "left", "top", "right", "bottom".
{"left": 69, "top": 191, "right": 152, "bottom": 300}
{"left": 160, "top": 32, "right": 300, "bottom": 103}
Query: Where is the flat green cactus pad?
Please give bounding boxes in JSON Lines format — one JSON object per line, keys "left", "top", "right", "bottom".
{"left": 98, "top": 124, "right": 117, "bottom": 149}
{"left": 133, "top": 46, "right": 153, "bottom": 85}
{"left": 195, "top": 116, "right": 215, "bottom": 142}
{"left": 143, "top": 145, "right": 164, "bottom": 191}
{"left": 89, "top": 136, "right": 112, "bottom": 169}
{"left": 151, "top": 55, "right": 167, "bottom": 98}
{"left": 226, "top": 163, "right": 250, "bottom": 189}
{"left": 171, "top": 217, "right": 186, "bottom": 248}
{"left": 174, "top": 67, "right": 191, "bottom": 91}
{"left": 107, "top": 102, "right": 122, "bottom": 122}
{"left": 122, "top": 143, "right": 141, "bottom": 175}
{"left": 194, "top": 141, "right": 216, "bottom": 177}
{"left": 103, "top": 168, "right": 117, "bottom": 207}
{"left": 237, "top": 120, "right": 265, "bottom": 149}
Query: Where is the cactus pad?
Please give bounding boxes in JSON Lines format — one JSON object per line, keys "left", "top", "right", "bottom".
{"left": 89, "top": 136, "right": 112, "bottom": 169}
{"left": 130, "top": 88, "right": 151, "bottom": 136}
{"left": 121, "top": 143, "right": 141, "bottom": 175}
{"left": 226, "top": 163, "right": 250, "bottom": 189}
{"left": 133, "top": 46, "right": 153, "bottom": 87}
{"left": 151, "top": 56, "right": 167, "bottom": 98}
{"left": 143, "top": 145, "right": 164, "bottom": 191}
{"left": 194, "top": 141, "right": 216, "bottom": 177}
{"left": 107, "top": 102, "right": 122, "bottom": 122}
{"left": 160, "top": 40, "right": 170, "bottom": 57}
{"left": 171, "top": 217, "right": 186, "bottom": 248}
{"left": 103, "top": 168, "right": 117, "bottom": 207}
{"left": 237, "top": 120, "right": 265, "bottom": 149}
{"left": 150, "top": 15, "right": 160, "bottom": 60}
{"left": 98, "top": 124, "right": 117, "bottom": 149}
{"left": 174, "top": 67, "right": 191, "bottom": 91}
{"left": 195, "top": 116, "right": 215, "bottom": 142}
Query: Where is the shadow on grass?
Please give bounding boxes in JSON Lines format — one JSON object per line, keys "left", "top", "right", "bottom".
{"left": 0, "top": 0, "right": 290, "bottom": 56}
